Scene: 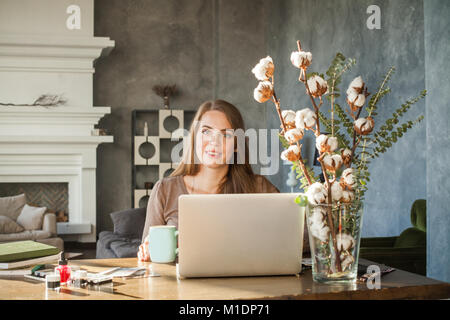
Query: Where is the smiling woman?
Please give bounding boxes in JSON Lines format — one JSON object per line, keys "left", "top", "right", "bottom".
{"left": 137, "top": 99, "right": 285, "bottom": 262}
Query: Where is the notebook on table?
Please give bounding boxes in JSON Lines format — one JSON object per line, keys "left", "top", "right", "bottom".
{"left": 0, "top": 241, "right": 60, "bottom": 263}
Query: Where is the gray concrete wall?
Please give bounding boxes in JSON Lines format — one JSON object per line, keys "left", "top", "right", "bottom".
{"left": 424, "top": 0, "right": 450, "bottom": 282}
{"left": 93, "top": 0, "right": 268, "bottom": 232}
{"left": 266, "top": 0, "right": 427, "bottom": 239}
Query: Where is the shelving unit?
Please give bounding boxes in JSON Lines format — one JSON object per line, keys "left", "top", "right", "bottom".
{"left": 131, "top": 109, "right": 196, "bottom": 209}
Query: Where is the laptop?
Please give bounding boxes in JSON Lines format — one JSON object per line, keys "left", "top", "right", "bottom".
{"left": 177, "top": 193, "right": 305, "bottom": 279}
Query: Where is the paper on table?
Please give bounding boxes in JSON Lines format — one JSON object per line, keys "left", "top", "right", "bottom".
{"left": 0, "top": 269, "right": 32, "bottom": 276}
{"left": 0, "top": 253, "right": 60, "bottom": 269}
{"left": 96, "top": 267, "right": 161, "bottom": 278}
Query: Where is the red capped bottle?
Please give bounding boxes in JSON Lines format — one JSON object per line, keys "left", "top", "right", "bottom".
{"left": 55, "top": 251, "right": 71, "bottom": 285}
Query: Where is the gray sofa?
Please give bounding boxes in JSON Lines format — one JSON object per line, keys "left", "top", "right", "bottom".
{"left": 96, "top": 207, "right": 146, "bottom": 259}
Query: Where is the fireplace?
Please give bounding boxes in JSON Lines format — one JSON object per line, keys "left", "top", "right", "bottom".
{"left": 0, "top": 118, "right": 113, "bottom": 242}
{"left": 0, "top": 0, "right": 115, "bottom": 242}
{"left": 0, "top": 182, "right": 69, "bottom": 222}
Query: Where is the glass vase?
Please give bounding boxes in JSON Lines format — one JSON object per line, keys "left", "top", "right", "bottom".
{"left": 306, "top": 201, "right": 364, "bottom": 283}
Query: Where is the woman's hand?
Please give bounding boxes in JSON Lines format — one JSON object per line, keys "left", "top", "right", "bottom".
{"left": 138, "top": 236, "right": 150, "bottom": 262}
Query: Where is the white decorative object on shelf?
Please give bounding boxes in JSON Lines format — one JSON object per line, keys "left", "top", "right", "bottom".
{"left": 134, "top": 189, "right": 150, "bottom": 209}
{"left": 159, "top": 109, "right": 184, "bottom": 139}
{"left": 144, "top": 122, "right": 148, "bottom": 138}
{"left": 134, "top": 136, "right": 159, "bottom": 165}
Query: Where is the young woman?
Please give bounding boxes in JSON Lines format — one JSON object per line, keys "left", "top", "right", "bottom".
{"left": 138, "top": 99, "right": 308, "bottom": 261}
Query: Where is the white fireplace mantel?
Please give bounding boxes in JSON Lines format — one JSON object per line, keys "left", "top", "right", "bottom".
{"left": 0, "top": 106, "right": 112, "bottom": 136}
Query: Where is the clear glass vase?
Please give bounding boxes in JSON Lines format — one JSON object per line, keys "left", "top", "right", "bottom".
{"left": 306, "top": 201, "right": 364, "bottom": 283}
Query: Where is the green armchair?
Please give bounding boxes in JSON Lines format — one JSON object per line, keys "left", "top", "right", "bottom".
{"left": 359, "top": 199, "right": 426, "bottom": 275}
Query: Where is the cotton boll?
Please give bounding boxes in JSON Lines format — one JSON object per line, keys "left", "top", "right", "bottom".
{"left": 305, "top": 182, "right": 328, "bottom": 205}
{"left": 282, "top": 110, "right": 296, "bottom": 128}
{"left": 337, "top": 233, "right": 355, "bottom": 251}
{"left": 346, "top": 76, "right": 366, "bottom": 111}
{"left": 307, "top": 75, "right": 328, "bottom": 98}
{"left": 310, "top": 223, "right": 330, "bottom": 243}
{"left": 346, "top": 76, "right": 364, "bottom": 95}
{"left": 328, "top": 137, "right": 338, "bottom": 152}
{"left": 316, "top": 135, "right": 338, "bottom": 153}
{"left": 354, "top": 94, "right": 366, "bottom": 107}
{"left": 253, "top": 81, "right": 273, "bottom": 103}
{"left": 346, "top": 89, "right": 358, "bottom": 103}
{"left": 340, "top": 253, "right": 355, "bottom": 271}
{"left": 284, "top": 128, "right": 304, "bottom": 144}
{"left": 347, "top": 92, "right": 366, "bottom": 110}
{"left": 340, "top": 148, "right": 352, "bottom": 166}
{"left": 341, "top": 168, "right": 355, "bottom": 190}
{"left": 308, "top": 207, "right": 330, "bottom": 242}
{"left": 325, "top": 181, "right": 344, "bottom": 202}
{"left": 295, "top": 108, "right": 316, "bottom": 130}
{"left": 354, "top": 117, "right": 375, "bottom": 135}
{"left": 309, "top": 206, "right": 327, "bottom": 226}
{"left": 341, "top": 190, "right": 355, "bottom": 203}
{"left": 251, "top": 56, "right": 274, "bottom": 81}
{"left": 323, "top": 154, "right": 343, "bottom": 172}
{"left": 290, "top": 51, "right": 312, "bottom": 69}
{"left": 280, "top": 145, "right": 301, "bottom": 162}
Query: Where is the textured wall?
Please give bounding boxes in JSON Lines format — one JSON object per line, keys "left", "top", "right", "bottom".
{"left": 424, "top": 0, "right": 450, "bottom": 282}
{"left": 93, "top": 0, "right": 268, "bottom": 232}
{"left": 266, "top": 0, "right": 427, "bottom": 238}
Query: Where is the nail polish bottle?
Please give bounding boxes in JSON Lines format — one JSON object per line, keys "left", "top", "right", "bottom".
{"left": 55, "top": 251, "right": 71, "bottom": 285}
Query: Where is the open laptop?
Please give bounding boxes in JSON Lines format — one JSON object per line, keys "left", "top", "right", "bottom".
{"left": 177, "top": 193, "right": 305, "bottom": 279}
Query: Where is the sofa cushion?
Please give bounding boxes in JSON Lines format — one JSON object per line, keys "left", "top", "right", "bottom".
{"left": 97, "top": 231, "right": 141, "bottom": 258}
{"left": 0, "top": 193, "right": 26, "bottom": 221}
{"left": 17, "top": 204, "right": 47, "bottom": 230}
{"left": 30, "top": 230, "right": 53, "bottom": 240}
{"left": 0, "top": 215, "right": 25, "bottom": 234}
{"left": 98, "top": 231, "right": 132, "bottom": 249}
{"left": 110, "top": 207, "right": 146, "bottom": 238}
{"left": 109, "top": 239, "right": 141, "bottom": 258}
{"left": 0, "top": 230, "right": 52, "bottom": 242}
{"left": 0, "top": 230, "right": 34, "bottom": 242}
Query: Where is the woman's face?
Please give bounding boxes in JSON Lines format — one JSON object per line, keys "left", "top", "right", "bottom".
{"left": 195, "top": 110, "right": 235, "bottom": 168}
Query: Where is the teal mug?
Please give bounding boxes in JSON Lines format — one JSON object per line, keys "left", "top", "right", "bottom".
{"left": 148, "top": 225, "right": 179, "bottom": 263}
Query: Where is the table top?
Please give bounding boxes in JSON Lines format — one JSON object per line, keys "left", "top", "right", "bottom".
{"left": 0, "top": 258, "right": 449, "bottom": 300}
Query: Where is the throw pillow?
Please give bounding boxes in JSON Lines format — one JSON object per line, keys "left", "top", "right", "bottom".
{"left": 0, "top": 193, "right": 27, "bottom": 221}
{"left": 16, "top": 204, "right": 47, "bottom": 230}
{"left": 0, "top": 215, "right": 25, "bottom": 234}
{"left": 110, "top": 207, "right": 146, "bottom": 237}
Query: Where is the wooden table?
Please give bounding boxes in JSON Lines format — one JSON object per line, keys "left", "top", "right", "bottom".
{"left": 0, "top": 258, "right": 449, "bottom": 300}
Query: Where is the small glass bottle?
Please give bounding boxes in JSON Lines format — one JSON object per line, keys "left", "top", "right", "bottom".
{"left": 55, "top": 251, "right": 71, "bottom": 285}
{"left": 46, "top": 274, "right": 61, "bottom": 291}
{"left": 71, "top": 270, "right": 88, "bottom": 287}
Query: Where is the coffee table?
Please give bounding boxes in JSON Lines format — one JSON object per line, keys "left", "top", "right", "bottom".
{"left": 0, "top": 258, "right": 448, "bottom": 300}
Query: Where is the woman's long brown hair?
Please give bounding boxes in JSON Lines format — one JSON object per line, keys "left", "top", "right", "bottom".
{"left": 170, "top": 99, "right": 257, "bottom": 193}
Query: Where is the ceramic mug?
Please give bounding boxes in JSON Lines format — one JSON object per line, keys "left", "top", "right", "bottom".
{"left": 148, "top": 225, "right": 179, "bottom": 263}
